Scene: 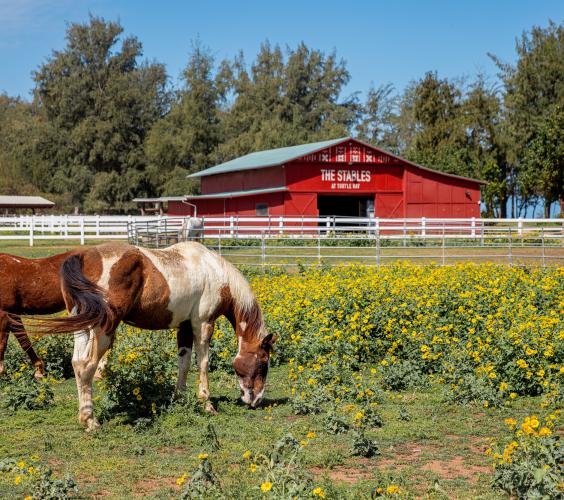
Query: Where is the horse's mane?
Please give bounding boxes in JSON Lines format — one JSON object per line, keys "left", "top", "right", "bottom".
{"left": 222, "top": 259, "right": 264, "bottom": 340}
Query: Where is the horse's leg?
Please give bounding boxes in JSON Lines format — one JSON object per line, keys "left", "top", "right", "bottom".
{"left": 11, "top": 315, "right": 45, "bottom": 379}
{"left": 0, "top": 312, "right": 9, "bottom": 376}
{"left": 193, "top": 319, "right": 216, "bottom": 413}
{"left": 73, "top": 328, "right": 113, "bottom": 431}
{"left": 176, "top": 320, "right": 193, "bottom": 393}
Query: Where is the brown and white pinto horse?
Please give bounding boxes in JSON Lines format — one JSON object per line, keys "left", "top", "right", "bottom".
{"left": 40, "top": 242, "right": 275, "bottom": 431}
{"left": 0, "top": 251, "right": 77, "bottom": 378}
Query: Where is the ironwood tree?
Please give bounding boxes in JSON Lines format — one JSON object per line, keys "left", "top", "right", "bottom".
{"left": 32, "top": 16, "right": 168, "bottom": 213}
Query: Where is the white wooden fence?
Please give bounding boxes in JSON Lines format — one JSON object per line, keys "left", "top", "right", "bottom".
{"left": 1, "top": 215, "right": 562, "bottom": 266}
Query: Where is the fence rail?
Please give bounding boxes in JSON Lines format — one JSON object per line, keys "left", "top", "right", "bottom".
{"left": 1, "top": 215, "right": 562, "bottom": 266}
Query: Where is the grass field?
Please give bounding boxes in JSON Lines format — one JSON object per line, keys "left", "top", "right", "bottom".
{"left": 0, "top": 366, "right": 548, "bottom": 499}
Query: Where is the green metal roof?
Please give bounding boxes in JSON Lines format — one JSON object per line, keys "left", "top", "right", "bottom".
{"left": 185, "top": 186, "right": 288, "bottom": 199}
{"left": 189, "top": 137, "right": 349, "bottom": 178}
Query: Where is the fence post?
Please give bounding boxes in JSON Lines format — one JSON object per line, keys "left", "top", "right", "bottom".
{"left": 541, "top": 226, "right": 546, "bottom": 268}
{"left": 421, "top": 217, "right": 426, "bottom": 238}
{"left": 229, "top": 216, "right": 234, "bottom": 236}
{"left": 80, "top": 217, "right": 85, "bottom": 245}
{"left": 376, "top": 219, "right": 381, "bottom": 268}
{"left": 29, "top": 215, "right": 35, "bottom": 247}
{"left": 96, "top": 215, "right": 101, "bottom": 237}
{"left": 64, "top": 214, "right": 69, "bottom": 237}
{"left": 261, "top": 232, "right": 266, "bottom": 270}
{"left": 278, "top": 216, "right": 283, "bottom": 235}
{"left": 442, "top": 222, "right": 446, "bottom": 266}
{"left": 471, "top": 217, "right": 476, "bottom": 238}
{"left": 508, "top": 227, "right": 513, "bottom": 266}
{"left": 403, "top": 220, "right": 407, "bottom": 247}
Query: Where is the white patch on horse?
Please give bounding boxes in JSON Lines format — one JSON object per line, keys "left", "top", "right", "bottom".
{"left": 98, "top": 254, "right": 121, "bottom": 291}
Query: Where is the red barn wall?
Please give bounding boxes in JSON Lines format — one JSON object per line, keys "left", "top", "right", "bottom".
{"left": 404, "top": 167, "right": 480, "bottom": 218}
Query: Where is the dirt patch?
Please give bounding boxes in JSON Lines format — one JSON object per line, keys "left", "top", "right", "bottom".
{"left": 310, "top": 460, "right": 376, "bottom": 484}
{"left": 421, "top": 456, "right": 489, "bottom": 483}
{"left": 133, "top": 476, "right": 180, "bottom": 496}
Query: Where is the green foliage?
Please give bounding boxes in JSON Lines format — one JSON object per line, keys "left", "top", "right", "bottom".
{"left": 490, "top": 415, "right": 563, "bottom": 499}
{"left": 201, "top": 421, "right": 221, "bottom": 452}
{"left": 0, "top": 457, "right": 78, "bottom": 499}
{"left": 250, "top": 434, "right": 314, "bottom": 499}
{"left": 179, "top": 455, "right": 224, "bottom": 499}
{"left": 98, "top": 328, "right": 177, "bottom": 421}
{"left": 4, "top": 334, "right": 73, "bottom": 379}
{"left": 31, "top": 15, "right": 168, "bottom": 211}
{"left": 521, "top": 105, "right": 564, "bottom": 216}
{"left": 0, "top": 370, "right": 55, "bottom": 410}
{"left": 444, "top": 373, "right": 503, "bottom": 407}
{"left": 350, "top": 428, "right": 379, "bottom": 458}
{"left": 322, "top": 407, "right": 350, "bottom": 435}
{"left": 380, "top": 360, "right": 428, "bottom": 391}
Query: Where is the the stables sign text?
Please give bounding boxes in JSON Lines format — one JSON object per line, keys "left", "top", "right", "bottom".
{"left": 320, "top": 168, "right": 372, "bottom": 190}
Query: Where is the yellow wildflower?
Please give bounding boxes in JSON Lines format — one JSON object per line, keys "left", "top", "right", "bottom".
{"left": 260, "top": 481, "right": 273, "bottom": 492}
{"left": 312, "top": 486, "right": 326, "bottom": 498}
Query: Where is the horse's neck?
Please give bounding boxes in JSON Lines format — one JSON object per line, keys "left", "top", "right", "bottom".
{"left": 230, "top": 296, "right": 263, "bottom": 343}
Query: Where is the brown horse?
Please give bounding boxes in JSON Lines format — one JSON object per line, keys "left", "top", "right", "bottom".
{"left": 39, "top": 242, "right": 276, "bottom": 431}
{"left": 0, "top": 251, "right": 77, "bottom": 378}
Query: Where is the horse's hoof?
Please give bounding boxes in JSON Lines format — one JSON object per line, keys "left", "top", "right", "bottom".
{"left": 204, "top": 402, "right": 218, "bottom": 414}
{"left": 85, "top": 418, "right": 101, "bottom": 433}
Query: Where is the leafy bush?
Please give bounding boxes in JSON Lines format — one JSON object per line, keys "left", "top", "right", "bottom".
{"left": 351, "top": 428, "right": 379, "bottom": 458}
{"left": 0, "top": 369, "right": 54, "bottom": 410}
{"left": 98, "top": 327, "right": 177, "bottom": 421}
{"left": 179, "top": 454, "right": 224, "bottom": 499}
{"left": 380, "top": 361, "right": 428, "bottom": 391}
{"left": 4, "top": 334, "right": 73, "bottom": 379}
{"left": 0, "top": 456, "right": 77, "bottom": 500}
{"left": 489, "top": 413, "right": 563, "bottom": 499}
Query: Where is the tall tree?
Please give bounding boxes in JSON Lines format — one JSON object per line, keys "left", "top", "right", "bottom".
{"left": 491, "top": 20, "right": 564, "bottom": 216}
{"left": 32, "top": 16, "right": 168, "bottom": 212}
{"left": 218, "top": 41, "right": 358, "bottom": 161}
{"left": 356, "top": 83, "right": 399, "bottom": 151}
{"left": 402, "top": 72, "right": 470, "bottom": 176}
{"left": 521, "top": 106, "right": 564, "bottom": 216}
{"left": 145, "top": 42, "right": 222, "bottom": 195}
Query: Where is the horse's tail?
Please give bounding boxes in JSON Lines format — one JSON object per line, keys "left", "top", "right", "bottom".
{"left": 37, "top": 254, "right": 114, "bottom": 335}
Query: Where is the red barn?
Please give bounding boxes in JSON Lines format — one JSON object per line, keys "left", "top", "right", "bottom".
{"left": 167, "top": 137, "right": 484, "bottom": 219}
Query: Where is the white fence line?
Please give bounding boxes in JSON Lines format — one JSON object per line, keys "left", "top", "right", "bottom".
{"left": 1, "top": 215, "right": 563, "bottom": 243}
{"left": 1, "top": 215, "right": 563, "bottom": 266}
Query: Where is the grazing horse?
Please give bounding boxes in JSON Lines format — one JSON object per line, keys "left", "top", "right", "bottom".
{"left": 0, "top": 251, "right": 76, "bottom": 378}
{"left": 39, "top": 242, "right": 275, "bottom": 431}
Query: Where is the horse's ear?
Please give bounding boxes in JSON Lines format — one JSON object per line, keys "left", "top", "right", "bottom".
{"left": 261, "top": 334, "right": 277, "bottom": 350}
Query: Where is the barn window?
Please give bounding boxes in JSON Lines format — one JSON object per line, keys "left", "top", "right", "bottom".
{"left": 256, "top": 203, "right": 269, "bottom": 216}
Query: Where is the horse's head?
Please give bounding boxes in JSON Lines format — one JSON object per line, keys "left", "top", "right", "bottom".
{"left": 233, "top": 333, "right": 276, "bottom": 408}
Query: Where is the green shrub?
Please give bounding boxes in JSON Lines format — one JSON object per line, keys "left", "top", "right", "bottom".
{"left": 0, "top": 369, "right": 55, "bottom": 411}
{"left": 98, "top": 327, "right": 177, "bottom": 421}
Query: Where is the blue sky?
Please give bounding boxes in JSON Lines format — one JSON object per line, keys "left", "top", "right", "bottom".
{"left": 1, "top": 0, "right": 563, "bottom": 100}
